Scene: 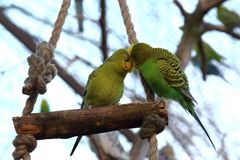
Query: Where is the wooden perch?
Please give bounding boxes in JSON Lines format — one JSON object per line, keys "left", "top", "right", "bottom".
{"left": 13, "top": 102, "right": 167, "bottom": 140}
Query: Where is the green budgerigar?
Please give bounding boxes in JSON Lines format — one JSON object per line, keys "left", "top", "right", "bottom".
{"left": 194, "top": 41, "right": 224, "bottom": 63}
{"left": 193, "top": 41, "right": 228, "bottom": 82}
{"left": 217, "top": 6, "right": 240, "bottom": 30}
{"left": 128, "top": 43, "right": 215, "bottom": 149}
{"left": 40, "top": 99, "right": 50, "bottom": 112}
{"left": 70, "top": 49, "right": 133, "bottom": 156}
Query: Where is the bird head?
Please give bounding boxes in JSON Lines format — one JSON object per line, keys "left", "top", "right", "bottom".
{"left": 107, "top": 49, "right": 133, "bottom": 73}
{"left": 127, "top": 43, "right": 153, "bottom": 68}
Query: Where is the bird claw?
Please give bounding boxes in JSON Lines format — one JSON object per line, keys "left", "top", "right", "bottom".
{"left": 88, "top": 105, "right": 93, "bottom": 109}
{"left": 152, "top": 98, "right": 165, "bottom": 108}
{"left": 132, "top": 100, "right": 142, "bottom": 105}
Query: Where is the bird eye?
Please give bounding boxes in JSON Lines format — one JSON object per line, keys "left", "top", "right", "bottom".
{"left": 124, "top": 59, "right": 130, "bottom": 62}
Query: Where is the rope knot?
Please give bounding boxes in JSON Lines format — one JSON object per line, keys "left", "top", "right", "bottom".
{"left": 45, "top": 63, "right": 58, "bottom": 83}
{"left": 139, "top": 114, "right": 166, "bottom": 139}
{"left": 22, "top": 41, "right": 57, "bottom": 95}
{"left": 37, "top": 42, "right": 57, "bottom": 84}
{"left": 12, "top": 134, "right": 37, "bottom": 160}
{"left": 36, "top": 41, "right": 54, "bottom": 62}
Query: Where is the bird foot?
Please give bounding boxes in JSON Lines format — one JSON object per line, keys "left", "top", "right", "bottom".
{"left": 133, "top": 100, "right": 142, "bottom": 105}
{"left": 88, "top": 105, "right": 93, "bottom": 109}
{"left": 152, "top": 98, "right": 165, "bottom": 108}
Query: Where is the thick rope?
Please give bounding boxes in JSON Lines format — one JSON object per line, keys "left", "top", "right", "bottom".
{"left": 117, "top": 0, "right": 159, "bottom": 159}
{"left": 13, "top": 0, "right": 71, "bottom": 159}
{"left": 139, "top": 114, "right": 166, "bottom": 160}
{"left": 12, "top": 134, "right": 37, "bottom": 160}
{"left": 148, "top": 134, "right": 158, "bottom": 160}
{"left": 22, "top": 42, "right": 57, "bottom": 116}
{"left": 118, "top": 0, "right": 138, "bottom": 44}
{"left": 49, "top": 0, "right": 71, "bottom": 48}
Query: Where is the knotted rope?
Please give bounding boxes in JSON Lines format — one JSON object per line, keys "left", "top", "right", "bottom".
{"left": 139, "top": 114, "right": 166, "bottom": 160}
{"left": 118, "top": 0, "right": 166, "bottom": 159}
{"left": 12, "top": 134, "right": 37, "bottom": 160}
{"left": 12, "top": 0, "right": 71, "bottom": 159}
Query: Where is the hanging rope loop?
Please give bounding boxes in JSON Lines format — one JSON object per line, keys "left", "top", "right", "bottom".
{"left": 12, "top": 134, "right": 37, "bottom": 160}
{"left": 13, "top": 0, "right": 71, "bottom": 159}
{"left": 139, "top": 114, "right": 166, "bottom": 160}
{"left": 139, "top": 114, "right": 166, "bottom": 139}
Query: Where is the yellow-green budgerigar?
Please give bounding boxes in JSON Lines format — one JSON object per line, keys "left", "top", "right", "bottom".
{"left": 127, "top": 43, "right": 215, "bottom": 149}
{"left": 70, "top": 49, "right": 133, "bottom": 156}
{"left": 40, "top": 99, "right": 50, "bottom": 112}
{"left": 217, "top": 6, "right": 240, "bottom": 30}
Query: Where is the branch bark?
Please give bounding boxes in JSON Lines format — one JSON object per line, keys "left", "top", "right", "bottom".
{"left": 119, "top": 129, "right": 137, "bottom": 143}
{"left": 204, "top": 23, "right": 240, "bottom": 39}
{"left": 99, "top": 0, "right": 108, "bottom": 61}
{"left": 197, "top": 0, "right": 226, "bottom": 14}
{"left": 173, "top": 0, "right": 188, "bottom": 17}
{"left": 89, "top": 135, "right": 112, "bottom": 160}
{"left": 75, "top": 0, "right": 84, "bottom": 32}
{"left": 13, "top": 102, "right": 167, "bottom": 140}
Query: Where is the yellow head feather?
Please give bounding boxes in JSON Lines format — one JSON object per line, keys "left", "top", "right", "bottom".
{"left": 127, "top": 43, "right": 137, "bottom": 56}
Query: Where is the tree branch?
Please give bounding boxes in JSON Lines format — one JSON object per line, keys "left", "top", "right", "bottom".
{"left": 204, "top": 23, "right": 240, "bottom": 39}
{"left": 6, "top": 4, "right": 101, "bottom": 47}
{"left": 198, "top": 0, "right": 226, "bottom": 14}
{"left": 75, "top": 0, "right": 84, "bottom": 32}
{"left": 89, "top": 135, "right": 112, "bottom": 160}
{"left": 13, "top": 102, "right": 167, "bottom": 140}
{"left": 99, "top": 0, "right": 108, "bottom": 61}
{"left": 130, "top": 138, "right": 149, "bottom": 160}
{"left": 173, "top": 0, "right": 188, "bottom": 17}
{"left": 119, "top": 129, "right": 137, "bottom": 143}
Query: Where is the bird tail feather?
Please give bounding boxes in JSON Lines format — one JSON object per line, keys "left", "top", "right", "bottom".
{"left": 70, "top": 136, "right": 82, "bottom": 156}
{"left": 182, "top": 100, "right": 216, "bottom": 150}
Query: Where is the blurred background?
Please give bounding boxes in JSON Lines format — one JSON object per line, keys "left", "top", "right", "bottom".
{"left": 0, "top": 0, "right": 240, "bottom": 159}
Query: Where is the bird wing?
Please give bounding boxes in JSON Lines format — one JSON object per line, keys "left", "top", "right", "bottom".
{"left": 153, "top": 48, "right": 196, "bottom": 102}
{"left": 81, "top": 69, "right": 98, "bottom": 108}
{"left": 153, "top": 48, "right": 187, "bottom": 88}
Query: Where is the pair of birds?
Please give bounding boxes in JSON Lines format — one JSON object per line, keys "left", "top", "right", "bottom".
{"left": 70, "top": 43, "right": 215, "bottom": 156}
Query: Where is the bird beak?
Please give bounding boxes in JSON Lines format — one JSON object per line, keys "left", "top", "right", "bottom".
{"left": 127, "top": 44, "right": 135, "bottom": 55}
{"left": 124, "top": 58, "right": 133, "bottom": 72}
